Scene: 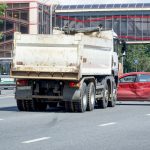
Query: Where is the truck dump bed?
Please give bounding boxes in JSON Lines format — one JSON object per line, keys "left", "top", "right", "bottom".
{"left": 11, "top": 30, "right": 114, "bottom": 81}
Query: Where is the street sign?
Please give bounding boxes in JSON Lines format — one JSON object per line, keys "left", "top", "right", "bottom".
{"left": 134, "top": 59, "right": 138, "bottom": 65}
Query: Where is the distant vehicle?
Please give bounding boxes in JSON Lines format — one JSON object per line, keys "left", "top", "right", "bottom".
{"left": 0, "top": 58, "right": 15, "bottom": 93}
{"left": 117, "top": 72, "right": 150, "bottom": 101}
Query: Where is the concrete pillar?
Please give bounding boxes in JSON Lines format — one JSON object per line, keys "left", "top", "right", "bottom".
{"left": 29, "top": 2, "right": 38, "bottom": 34}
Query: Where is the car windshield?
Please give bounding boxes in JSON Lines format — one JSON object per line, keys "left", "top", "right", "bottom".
{"left": 0, "top": 59, "right": 11, "bottom": 75}
{"left": 138, "top": 74, "right": 150, "bottom": 82}
{"left": 119, "top": 75, "right": 136, "bottom": 83}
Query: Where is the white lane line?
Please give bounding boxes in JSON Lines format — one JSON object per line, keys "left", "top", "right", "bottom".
{"left": 0, "top": 96, "right": 14, "bottom": 99}
{"left": 0, "top": 119, "right": 4, "bottom": 121}
{"left": 22, "top": 137, "right": 51, "bottom": 144}
{"left": 98, "top": 122, "right": 117, "bottom": 127}
{"left": 146, "top": 114, "right": 150, "bottom": 116}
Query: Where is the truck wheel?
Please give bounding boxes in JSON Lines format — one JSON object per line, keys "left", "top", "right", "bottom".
{"left": 74, "top": 82, "right": 87, "bottom": 112}
{"left": 16, "top": 100, "right": 24, "bottom": 111}
{"left": 86, "top": 82, "right": 95, "bottom": 111}
{"left": 65, "top": 101, "right": 74, "bottom": 112}
{"left": 33, "top": 100, "right": 47, "bottom": 111}
{"left": 98, "top": 81, "right": 109, "bottom": 109}
{"left": 108, "top": 83, "right": 116, "bottom": 107}
{"left": 24, "top": 100, "right": 34, "bottom": 111}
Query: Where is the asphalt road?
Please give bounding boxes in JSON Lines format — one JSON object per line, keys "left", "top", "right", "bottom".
{"left": 0, "top": 94, "right": 150, "bottom": 150}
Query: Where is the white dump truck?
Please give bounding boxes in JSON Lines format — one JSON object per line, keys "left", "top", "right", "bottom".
{"left": 11, "top": 28, "right": 126, "bottom": 112}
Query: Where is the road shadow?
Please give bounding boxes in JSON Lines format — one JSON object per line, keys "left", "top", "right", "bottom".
{"left": 0, "top": 105, "right": 68, "bottom": 113}
{"left": 0, "top": 106, "right": 18, "bottom": 111}
{"left": 116, "top": 101, "right": 150, "bottom": 106}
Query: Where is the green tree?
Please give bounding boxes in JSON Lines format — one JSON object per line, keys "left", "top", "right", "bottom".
{"left": 124, "top": 44, "right": 150, "bottom": 72}
{"left": 0, "top": 4, "right": 6, "bottom": 14}
{"left": 0, "top": 4, "right": 7, "bottom": 39}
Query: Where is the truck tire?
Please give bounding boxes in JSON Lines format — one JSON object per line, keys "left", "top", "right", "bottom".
{"left": 33, "top": 100, "right": 47, "bottom": 111}
{"left": 74, "top": 82, "right": 87, "bottom": 112}
{"left": 17, "top": 100, "right": 34, "bottom": 111}
{"left": 97, "top": 80, "right": 109, "bottom": 109}
{"left": 86, "top": 82, "right": 95, "bottom": 111}
{"left": 16, "top": 99, "right": 24, "bottom": 111}
{"left": 25, "top": 100, "right": 35, "bottom": 111}
{"left": 65, "top": 101, "right": 74, "bottom": 112}
{"left": 108, "top": 83, "right": 117, "bottom": 107}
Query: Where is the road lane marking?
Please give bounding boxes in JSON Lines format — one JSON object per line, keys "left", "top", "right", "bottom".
{"left": 146, "top": 114, "right": 150, "bottom": 116}
{"left": 22, "top": 137, "right": 51, "bottom": 144}
{"left": 98, "top": 122, "right": 117, "bottom": 127}
{"left": 0, "top": 95, "right": 14, "bottom": 99}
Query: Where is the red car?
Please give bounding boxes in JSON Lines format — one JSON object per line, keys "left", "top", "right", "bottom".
{"left": 117, "top": 72, "right": 150, "bottom": 101}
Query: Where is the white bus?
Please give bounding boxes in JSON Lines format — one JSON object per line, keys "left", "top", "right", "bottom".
{"left": 0, "top": 58, "right": 15, "bottom": 94}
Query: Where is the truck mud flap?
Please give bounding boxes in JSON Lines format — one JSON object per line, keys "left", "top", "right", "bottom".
{"left": 63, "top": 85, "right": 80, "bottom": 102}
{"left": 15, "top": 86, "right": 32, "bottom": 100}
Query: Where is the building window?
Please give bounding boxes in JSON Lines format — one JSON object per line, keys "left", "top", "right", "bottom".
{"left": 21, "top": 11, "right": 29, "bottom": 21}
{"left": 0, "top": 3, "right": 29, "bottom": 57}
{"left": 6, "top": 21, "right": 13, "bottom": 30}
{"left": 20, "top": 25, "right": 28, "bottom": 33}
{"left": 13, "top": 11, "right": 19, "bottom": 19}
{"left": 6, "top": 11, "right": 12, "bottom": 18}
{"left": 38, "top": 4, "right": 51, "bottom": 34}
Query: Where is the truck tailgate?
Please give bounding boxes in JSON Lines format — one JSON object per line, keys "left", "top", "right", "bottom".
{"left": 11, "top": 33, "right": 80, "bottom": 80}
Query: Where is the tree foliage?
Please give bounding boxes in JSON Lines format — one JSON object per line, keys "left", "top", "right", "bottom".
{"left": 0, "top": 4, "right": 7, "bottom": 39}
{"left": 0, "top": 3, "right": 6, "bottom": 17}
{"left": 124, "top": 44, "right": 150, "bottom": 72}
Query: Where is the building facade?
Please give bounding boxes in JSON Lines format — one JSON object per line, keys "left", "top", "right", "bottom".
{"left": 0, "top": 0, "right": 53, "bottom": 57}
{"left": 54, "top": 3, "right": 150, "bottom": 44}
{"left": 1, "top": 2, "right": 150, "bottom": 57}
